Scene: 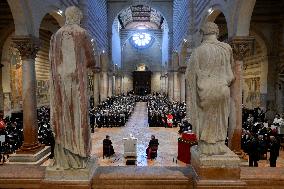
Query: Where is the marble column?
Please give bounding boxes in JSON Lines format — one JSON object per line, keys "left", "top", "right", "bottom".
{"left": 168, "top": 71, "right": 174, "bottom": 101}
{"left": 12, "top": 36, "right": 44, "bottom": 154}
{"left": 229, "top": 36, "right": 255, "bottom": 154}
{"left": 179, "top": 66, "right": 187, "bottom": 102}
{"left": 267, "top": 56, "right": 280, "bottom": 111}
{"left": 92, "top": 66, "right": 101, "bottom": 106}
{"left": 108, "top": 72, "right": 113, "bottom": 97}
{"left": 100, "top": 53, "right": 108, "bottom": 101}
{"left": 173, "top": 71, "right": 180, "bottom": 101}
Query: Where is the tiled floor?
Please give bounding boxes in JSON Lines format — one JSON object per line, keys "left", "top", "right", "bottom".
{"left": 43, "top": 102, "right": 284, "bottom": 168}
{"left": 91, "top": 102, "right": 187, "bottom": 167}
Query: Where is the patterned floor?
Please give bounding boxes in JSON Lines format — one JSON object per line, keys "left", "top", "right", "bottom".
{"left": 91, "top": 102, "right": 187, "bottom": 167}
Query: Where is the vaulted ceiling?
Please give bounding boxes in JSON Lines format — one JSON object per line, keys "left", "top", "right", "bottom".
{"left": 118, "top": 5, "right": 164, "bottom": 29}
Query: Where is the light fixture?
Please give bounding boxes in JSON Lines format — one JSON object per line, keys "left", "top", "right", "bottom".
{"left": 57, "top": 9, "right": 63, "bottom": 16}
{"left": 208, "top": 8, "right": 213, "bottom": 15}
{"left": 102, "top": 50, "right": 105, "bottom": 53}
{"left": 91, "top": 38, "right": 94, "bottom": 42}
{"left": 183, "top": 39, "right": 187, "bottom": 43}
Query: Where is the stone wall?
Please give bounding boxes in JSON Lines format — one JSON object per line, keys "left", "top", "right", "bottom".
{"left": 122, "top": 36, "right": 162, "bottom": 72}
{"left": 173, "top": 0, "right": 190, "bottom": 51}
{"left": 86, "top": 0, "right": 108, "bottom": 52}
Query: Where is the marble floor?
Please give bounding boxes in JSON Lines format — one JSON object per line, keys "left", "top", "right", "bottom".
{"left": 91, "top": 102, "right": 187, "bottom": 167}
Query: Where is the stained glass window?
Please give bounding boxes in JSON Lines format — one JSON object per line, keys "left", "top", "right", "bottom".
{"left": 131, "top": 33, "right": 154, "bottom": 48}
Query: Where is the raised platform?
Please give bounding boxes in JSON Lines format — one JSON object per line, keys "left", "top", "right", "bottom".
{"left": 43, "top": 157, "right": 97, "bottom": 189}
{"left": 0, "top": 164, "right": 284, "bottom": 188}
{"left": 92, "top": 166, "right": 194, "bottom": 189}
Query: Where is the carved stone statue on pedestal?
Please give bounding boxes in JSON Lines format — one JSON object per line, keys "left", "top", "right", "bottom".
{"left": 186, "top": 22, "right": 235, "bottom": 155}
{"left": 49, "top": 6, "right": 95, "bottom": 170}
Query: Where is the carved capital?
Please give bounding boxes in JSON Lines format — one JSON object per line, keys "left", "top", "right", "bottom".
{"left": 12, "top": 36, "right": 40, "bottom": 60}
{"left": 178, "top": 66, "right": 187, "bottom": 74}
{"left": 229, "top": 36, "right": 255, "bottom": 61}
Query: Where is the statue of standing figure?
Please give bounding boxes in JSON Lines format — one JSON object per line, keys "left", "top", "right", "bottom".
{"left": 186, "top": 22, "right": 235, "bottom": 155}
{"left": 49, "top": 6, "right": 95, "bottom": 169}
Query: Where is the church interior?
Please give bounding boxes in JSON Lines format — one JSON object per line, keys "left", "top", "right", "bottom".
{"left": 0, "top": 0, "right": 284, "bottom": 188}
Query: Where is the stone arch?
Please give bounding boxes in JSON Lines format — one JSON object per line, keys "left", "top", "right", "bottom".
{"left": 233, "top": 0, "right": 256, "bottom": 36}
{"left": 242, "top": 26, "right": 269, "bottom": 109}
{"left": 7, "top": 0, "right": 34, "bottom": 36}
{"left": 35, "top": 13, "right": 61, "bottom": 106}
{"left": 199, "top": 4, "right": 230, "bottom": 36}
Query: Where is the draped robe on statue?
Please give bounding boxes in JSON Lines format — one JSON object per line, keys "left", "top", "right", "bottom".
{"left": 49, "top": 24, "right": 94, "bottom": 169}
{"left": 186, "top": 39, "right": 234, "bottom": 155}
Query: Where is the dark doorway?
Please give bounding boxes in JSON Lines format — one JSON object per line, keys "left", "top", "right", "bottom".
{"left": 133, "top": 71, "right": 151, "bottom": 95}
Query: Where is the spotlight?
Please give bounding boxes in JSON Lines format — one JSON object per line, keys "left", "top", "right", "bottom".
{"left": 57, "top": 9, "right": 63, "bottom": 16}
{"left": 208, "top": 8, "right": 213, "bottom": 15}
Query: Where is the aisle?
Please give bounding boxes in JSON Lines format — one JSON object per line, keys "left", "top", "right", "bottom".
{"left": 91, "top": 102, "right": 186, "bottom": 166}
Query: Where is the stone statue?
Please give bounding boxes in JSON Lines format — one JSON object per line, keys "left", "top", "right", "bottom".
{"left": 49, "top": 6, "right": 95, "bottom": 169}
{"left": 186, "top": 22, "right": 235, "bottom": 155}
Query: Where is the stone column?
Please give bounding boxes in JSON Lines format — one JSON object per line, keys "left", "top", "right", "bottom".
{"left": 179, "top": 66, "right": 187, "bottom": 102}
{"left": 12, "top": 36, "right": 44, "bottom": 154}
{"left": 267, "top": 56, "right": 280, "bottom": 111}
{"left": 108, "top": 72, "right": 113, "bottom": 97}
{"left": 168, "top": 71, "right": 174, "bottom": 101}
{"left": 229, "top": 36, "right": 255, "bottom": 153}
{"left": 92, "top": 66, "right": 101, "bottom": 106}
{"left": 173, "top": 71, "right": 180, "bottom": 101}
{"left": 0, "top": 64, "right": 4, "bottom": 115}
{"left": 100, "top": 53, "right": 108, "bottom": 101}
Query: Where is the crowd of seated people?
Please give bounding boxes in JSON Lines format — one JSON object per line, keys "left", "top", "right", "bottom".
{"left": 147, "top": 94, "right": 186, "bottom": 127}
{"left": 90, "top": 94, "right": 136, "bottom": 128}
{"left": 241, "top": 107, "right": 282, "bottom": 167}
{"left": 0, "top": 106, "right": 54, "bottom": 164}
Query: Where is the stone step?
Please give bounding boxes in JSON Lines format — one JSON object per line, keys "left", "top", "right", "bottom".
{"left": 92, "top": 166, "right": 194, "bottom": 189}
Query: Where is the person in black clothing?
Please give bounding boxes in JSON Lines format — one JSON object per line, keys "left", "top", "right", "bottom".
{"left": 146, "top": 135, "right": 159, "bottom": 159}
{"left": 103, "top": 135, "right": 115, "bottom": 158}
{"left": 247, "top": 134, "right": 260, "bottom": 167}
{"left": 269, "top": 136, "right": 280, "bottom": 167}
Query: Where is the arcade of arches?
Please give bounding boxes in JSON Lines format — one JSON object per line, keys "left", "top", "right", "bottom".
{"left": 0, "top": 0, "right": 284, "bottom": 189}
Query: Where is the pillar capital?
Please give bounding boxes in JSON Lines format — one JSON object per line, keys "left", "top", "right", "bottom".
{"left": 91, "top": 66, "right": 101, "bottom": 73}
{"left": 12, "top": 36, "right": 40, "bottom": 60}
{"left": 229, "top": 36, "right": 255, "bottom": 61}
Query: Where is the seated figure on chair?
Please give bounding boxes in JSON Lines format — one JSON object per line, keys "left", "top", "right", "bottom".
{"left": 103, "top": 135, "right": 115, "bottom": 158}
{"left": 146, "top": 135, "right": 159, "bottom": 159}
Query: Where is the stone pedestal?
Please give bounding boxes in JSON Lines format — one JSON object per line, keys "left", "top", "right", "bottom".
{"left": 43, "top": 156, "right": 97, "bottom": 189}
{"left": 191, "top": 145, "right": 246, "bottom": 189}
{"left": 8, "top": 146, "right": 51, "bottom": 165}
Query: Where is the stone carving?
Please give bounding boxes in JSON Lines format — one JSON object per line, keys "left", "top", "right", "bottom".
{"left": 230, "top": 36, "right": 255, "bottom": 61}
{"left": 49, "top": 6, "right": 95, "bottom": 169}
{"left": 186, "top": 22, "right": 234, "bottom": 155}
{"left": 12, "top": 36, "right": 40, "bottom": 60}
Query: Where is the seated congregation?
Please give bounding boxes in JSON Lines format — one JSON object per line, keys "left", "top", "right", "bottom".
{"left": 147, "top": 94, "right": 186, "bottom": 127}
{"left": 241, "top": 107, "right": 283, "bottom": 167}
{"left": 90, "top": 94, "right": 136, "bottom": 128}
